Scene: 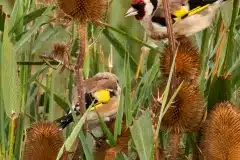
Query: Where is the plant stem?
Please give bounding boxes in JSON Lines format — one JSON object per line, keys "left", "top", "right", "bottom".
{"left": 168, "top": 132, "right": 181, "bottom": 160}
{"left": 75, "top": 22, "right": 87, "bottom": 132}
{"left": 99, "top": 21, "right": 157, "bottom": 51}
{"left": 17, "top": 61, "right": 59, "bottom": 65}
{"left": 8, "top": 117, "right": 16, "bottom": 160}
{"left": 162, "top": 0, "right": 177, "bottom": 94}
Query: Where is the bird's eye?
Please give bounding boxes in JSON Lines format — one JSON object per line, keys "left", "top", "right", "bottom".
{"left": 139, "top": 2, "right": 145, "bottom": 8}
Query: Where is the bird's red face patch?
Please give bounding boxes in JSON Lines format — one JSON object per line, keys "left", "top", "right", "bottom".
{"left": 131, "top": 0, "right": 146, "bottom": 20}
{"left": 132, "top": 0, "right": 144, "bottom": 4}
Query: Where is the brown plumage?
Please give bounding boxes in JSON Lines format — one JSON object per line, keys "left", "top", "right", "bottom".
{"left": 160, "top": 37, "right": 200, "bottom": 84}
{"left": 55, "top": 0, "right": 108, "bottom": 23}
{"left": 200, "top": 102, "right": 240, "bottom": 160}
{"left": 151, "top": 81, "right": 204, "bottom": 133}
{"left": 23, "top": 121, "right": 67, "bottom": 160}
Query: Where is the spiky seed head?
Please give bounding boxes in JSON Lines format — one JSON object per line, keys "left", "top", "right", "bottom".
{"left": 52, "top": 42, "right": 68, "bottom": 61}
{"left": 55, "top": 0, "right": 108, "bottom": 23}
{"left": 151, "top": 82, "right": 204, "bottom": 133}
{"left": 23, "top": 121, "right": 65, "bottom": 160}
{"left": 200, "top": 102, "right": 240, "bottom": 160}
{"left": 160, "top": 37, "right": 200, "bottom": 84}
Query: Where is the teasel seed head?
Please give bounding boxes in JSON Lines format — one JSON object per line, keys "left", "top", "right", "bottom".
{"left": 52, "top": 42, "right": 69, "bottom": 62}
{"left": 23, "top": 121, "right": 66, "bottom": 160}
{"left": 55, "top": 0, "right": 108, "bottom": 23}
{"left": 200, "top": 102, "right": 240, "bottom": 160}
{"left": 160, "top": 37, "right": 200, "bottom": 84}
{"left": 151, "top": 81, "right": 204, "bottom": 133}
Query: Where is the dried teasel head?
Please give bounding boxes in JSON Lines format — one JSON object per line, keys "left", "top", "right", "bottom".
{"left": 55, "top": 0, "right": 108, "bottom": 23}
{"left": 40, "top": 42, "right": 68, "bottom": 62}
{"left": 200, "top": 102, "right": 240, "bottom": 160}
{"left": 160, "top": 37, "right": 200, "bottom": 84}
{"left": 23, "top": 121, "right": 67, "bottom": 160}
{"left": 151, "top": 81, "right": 204, "bottom": 133}
{"left": 39, "top": 42, "right": 72, "bottom": 72}
{"left": 52, "top": 42, "right": 69, "bottom": 62}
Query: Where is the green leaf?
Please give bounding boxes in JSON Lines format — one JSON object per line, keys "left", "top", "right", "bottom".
{"left": 32, "top": 24, "right": 70, "bottom": 54}
{"left": 114, "top": 91, "right": 124, "bottom": 140}
{"left": 207, "top": 77, "right": 231, "bottom": 111}
{"left": 35, "top": 80, "right": 69, "bottom": 111}
{"left": 132, "top": 60, "right": 159, "bottom": 113}
{"left": 98, "top": 112, "right": 116, "bottom": 147}
{"left": 56, "top": 109, "right": 91, "bottom": 160}
{"left": 130, "top": 110, "right": 154, "bottom": 160}
{"left": 101, "top": 22, "right": 157, "bottom": 51}
{"left": 22, "top": 65, "right": 48, "bottom": 87}
{"left": 235, "top": 15, "right": 240, "bottom": 26}
{"left": 23, "top": 7, "right": 56, "bottom": 25}
{"left": 103, "top": 29, "right": 138, "bottom": 72}
{"left": 14, "top": 6, "right": 53, "bottom": 51}
{"left": 9, "top": 0, "right": 23, "bottom": 35}
{"left": 0, "top": 17, "right": 20, "bottom": 118}
{"left": 124, "top": 56, "right": 133, "bottom": 126}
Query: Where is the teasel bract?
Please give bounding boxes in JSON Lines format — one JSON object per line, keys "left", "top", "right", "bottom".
{"left": 151, "top": 81, "right": 204, "bottom": 159}
{"left": 23, "top": 121, "right": 68, "bottom": 160}
{"left": 151, "top": 37, "right": 204, "bottom": 159}
{"left": 200, "top": 102, "right": 240, "bottom": 160}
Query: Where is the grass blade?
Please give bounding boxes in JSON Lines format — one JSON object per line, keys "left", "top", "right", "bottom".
{"left": 130, "top": 110, "right": 154, "bottom": 160}
{"left": 1, "top": 17, "right": 20, "bottom": 118}
{"left": 56, "top": 109, "right": 91, "bottom": 160}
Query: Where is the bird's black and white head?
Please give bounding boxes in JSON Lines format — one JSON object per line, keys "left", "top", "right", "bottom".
{"left": 125, "top": 0, "right": 158, "bottom": 20}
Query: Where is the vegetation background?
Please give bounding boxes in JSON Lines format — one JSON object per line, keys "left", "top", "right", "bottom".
{"left": 0, "top": 0, "right": 240, "bottom": 159}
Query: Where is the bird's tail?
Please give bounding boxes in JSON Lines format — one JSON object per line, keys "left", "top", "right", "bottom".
{"left": 55, "top": 113, "right": 74, "bottom": 130}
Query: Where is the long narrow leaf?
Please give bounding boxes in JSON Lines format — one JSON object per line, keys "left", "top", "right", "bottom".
{"left": 130, "top": 110, "right": 154, "bottom": 160}
{"left": 1, "top": 17, "right": 20, "bottom": 118}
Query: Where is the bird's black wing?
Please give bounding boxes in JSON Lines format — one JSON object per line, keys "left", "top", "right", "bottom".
{"left": 188, "top": 0, "right": 222, "bottom": 9}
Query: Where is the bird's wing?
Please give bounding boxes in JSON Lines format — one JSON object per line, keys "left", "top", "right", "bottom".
{"left": 152, "top": 0, "right": 222, "bottom": 26}
{"left": 157, "top": 0, "right": 189, "bottom": 14}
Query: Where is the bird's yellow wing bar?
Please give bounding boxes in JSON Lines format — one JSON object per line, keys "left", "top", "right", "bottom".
{"left": 173, "top": 7, "right": 188, "bottom": 18}
{"left": 188, "top": 4, "right": 210, "bottom": 16}
{"left": 173, "top": 4, "right": 210, "bottom": 21}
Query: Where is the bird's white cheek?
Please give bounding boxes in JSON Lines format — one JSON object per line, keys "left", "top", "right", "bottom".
{"left": 145, "top": 3, "right": 154, "bottom": 16}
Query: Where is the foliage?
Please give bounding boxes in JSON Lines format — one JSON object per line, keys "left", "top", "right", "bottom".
{"left": 0, "top": 0, "right": 239, "bottom": 159}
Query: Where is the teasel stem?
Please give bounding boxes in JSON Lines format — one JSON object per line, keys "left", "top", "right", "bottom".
{"left": 8, "top": 117, "right": 16, "bottom": 160}
{"left": 168, "top": 132, "right": 181, "bottom": 160}
{"left": 75, "top": 22, "right": 87, "bottom": 132}
{"left": 162, "top": 0, "right": 177, "bottom": 94}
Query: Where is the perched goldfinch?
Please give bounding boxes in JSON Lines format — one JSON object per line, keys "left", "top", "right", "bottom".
{"left": 56, "top": 72, "right": 121, "bottom": 130}
{"left": 125, "top": 0, "right": 226, "bottom": 40}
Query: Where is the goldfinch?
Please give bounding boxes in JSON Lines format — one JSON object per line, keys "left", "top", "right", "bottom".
{"left": 56, "top": 72, "right": 121, "bottom": 130}
{"left": 125, "top": 0, "right": 226, "bottom": 40}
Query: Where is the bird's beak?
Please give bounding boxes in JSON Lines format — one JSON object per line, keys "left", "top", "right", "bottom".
{"left": 125, "top": 7, "right": 138, "bottom": 17}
